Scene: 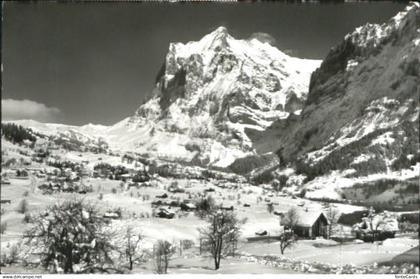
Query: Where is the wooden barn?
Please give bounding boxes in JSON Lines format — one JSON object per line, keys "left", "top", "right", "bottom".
{"left": 281, "top": 209, "right": 329, "bottom": 238}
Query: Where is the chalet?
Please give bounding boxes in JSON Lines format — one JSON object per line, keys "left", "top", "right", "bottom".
{"left": 122, "top": 153, "right": 135, "bottom": 164}
{"left": 156, "top": 193, "right": 168, "bottom": 199}
{"left": 1, "top": 169, "right": 16, "bottom": 177}
{"left": 168, "top": 184, "right": 185, "bottom": 193}
{"left": 103, "top": 211, "right": 121, "bottom": 220}
{"left": 297, "top": 201, "right": 305, "bottom": 207}
{"left": 156, "top": 208, "right": 175, "bottom": 219}
{"left": 151, "top": 200, "right": 164, "bottom": 207}
{"left": 132, "top": 170, "right": 150, "bottom": 183}
{"left": 180, "top": 202, "right": 196, "bottom": 211}
{"left": 352, "top": 210, "right": 399, "bottom": 242}
{"left": 120, "top": 173, "right": 134, "bottom": 180}
{"left": 15, "top": 169, "right": 30, "bottom": 179}
{"left": 280, "top": 209, "right": 329, "bottom": 238}
{"left": 220, "top": 205, "right": 234, "bottom": 211}
{"left": 103, "top": 208, "right": 122, "bottom": 220}
{"left": 140, "top": 181, "right": 152, "bottom": 187}
{"left": 255, "top": 230, "right": 268, "bottom": 236}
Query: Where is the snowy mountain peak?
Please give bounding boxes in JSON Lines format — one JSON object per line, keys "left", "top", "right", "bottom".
{"left": 122, "top": 27, "right": 322, "bottom": 167}
{"left": 346, "top": 1, "right": 419, "bottom": 51}
{"left": 201, "top": 26, "right": 230, "bottom": 50}
{"left": 212, "top": 25, "right": 229, "bottom": 35}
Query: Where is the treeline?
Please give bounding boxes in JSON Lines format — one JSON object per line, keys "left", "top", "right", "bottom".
{"left": 296, "top": 124, "right": 418, "bottom": 181}
{"left": 93, "top": 163, "right": 129, "bottom": 179}
{"left": 1, "top": 123, "right": 37, "bottom": 145}
{"left": 308, "top": 196, "right": 419, "bottom": 212}
{"left": 391, "top": 121, "right": 419, "bottom": 171}
{"left": 47, "top": 160, "right": 81, "bottom": 172}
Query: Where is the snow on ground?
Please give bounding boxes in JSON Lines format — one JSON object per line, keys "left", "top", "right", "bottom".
{"left": 305, "top": 163, "right": 420, "bottom": 200}
{"left": 61, "top": 150, "right": 144, "bottom": 171}
{"left": 370, "top": 131, "right": 395, "bottom": 146}
{"left": 0, "top": 150, "right": 415, "bottom": 274}
{"left": 241, "top": 235, "right": 418, "bottom": 266}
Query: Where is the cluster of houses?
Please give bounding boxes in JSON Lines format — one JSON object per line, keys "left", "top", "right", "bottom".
{"left": 352, "top": 208, "right": 399, "bottom": 242}
{"left": 151, "top": 197, "right": 197, "bottom": 219}
{"left": 38, "top": 181, "right": 93, "bottom": 194}
{"left": 1, "top": 141, "right": 404, "bottom": 246}
{"left": 146, "top": 160, "right": 246, "bottom": 182}
{"left": 1, "top": 168, "right": 30, "bottom": 180}
{"left": 275, "top": 207, "right": 399, "bottom": 241}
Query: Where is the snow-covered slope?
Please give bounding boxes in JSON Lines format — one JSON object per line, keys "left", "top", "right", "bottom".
{"left": 8, "top": 119, "right": 109, "bottom": 152}
{"left": 259, "top": 3, "right": 420, "bottom": 199}
{"left": 9, "top": 119, "right": 106, "bottom": 140}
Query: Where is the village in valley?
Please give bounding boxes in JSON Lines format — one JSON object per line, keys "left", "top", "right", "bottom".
{"left": 0, "top": 122, "right": 418, "bottom": 274}
{"left": 1, "top": 1, "right": 420, "bottom": 275}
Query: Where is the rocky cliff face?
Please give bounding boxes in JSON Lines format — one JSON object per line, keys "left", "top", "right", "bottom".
{"left": 120, "top": 27, "right": 320, "bottom": 167}
{"left": 266, "top": 3, "right": 420, "bottom": 199}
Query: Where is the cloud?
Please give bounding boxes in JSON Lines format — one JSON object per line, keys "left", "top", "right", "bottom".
{"left": 2, "top": 99, "right": 61, "bottom": 122}
{"left": 249, "top": 32, "right": 277, "bottom": 46}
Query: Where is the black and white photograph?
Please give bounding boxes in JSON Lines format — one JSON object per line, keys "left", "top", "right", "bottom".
{"left": 1, "top": 0, "right": 419, "bottom": 276}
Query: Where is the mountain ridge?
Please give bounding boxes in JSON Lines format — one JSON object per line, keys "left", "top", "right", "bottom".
{"left": 262, "top": 2, "right": 420, "bottom": 200}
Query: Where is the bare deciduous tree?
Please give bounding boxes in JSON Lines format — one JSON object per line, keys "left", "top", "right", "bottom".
{"left": 325, "top": 205, "right": 340, "bottom": 239}
{"left": 282, "top": 207, "right": 300, "bottom": 231}
{"left": 122, "top": 227, "right": 145, "bottom": 271}
{"left": 17, "top": 199, "right": 28, "bottom": 214}
{"left": 153, "top": 240, "right": 175, "bottom": 274}
{"left": 0, "top": 221, "right": 7, "bottom": 234}
{"left": 279, "top": 207, "right": 300, "bottom": 255}
{"left": 198, "top": 210, "right": 243, "bottom": 270}
{"left": 279, "top": 231, "right": 296, "bottom": 255}
{"left": 0, "top": 244, "right": 20, "bottom": 266}
{"left": 369, "top": 213, "right": 386, "bottom": 243}
{"left": 267, "top": 203, "right": 274, "bottom": 214}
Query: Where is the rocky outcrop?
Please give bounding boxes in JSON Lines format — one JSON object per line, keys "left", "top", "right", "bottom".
{"left": 270, "top": 3, "right": 419, "bottom": 173}
{"left": 127, "top": 26, "right": 320, "bottom": 167}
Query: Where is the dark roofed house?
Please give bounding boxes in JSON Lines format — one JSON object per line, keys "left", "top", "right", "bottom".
{"left": 280, "top": 208, "right": 329, "bottom": 238}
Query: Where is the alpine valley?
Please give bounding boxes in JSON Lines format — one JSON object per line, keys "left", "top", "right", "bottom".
{"left": 3, "top": 3, "right": 419, "bottom": 203}
{"left": 1, "top": 2, "right": 420, "bottom": 275}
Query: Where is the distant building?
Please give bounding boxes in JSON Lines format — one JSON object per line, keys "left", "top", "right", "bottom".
{"left": 280, "top": 209, "right": 329, "bottom": 238}
{"left": 352, "top": 209, "right": 399, "bottom": 241}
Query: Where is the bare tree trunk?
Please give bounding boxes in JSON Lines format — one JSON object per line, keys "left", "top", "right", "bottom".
{"left": 164, "top": 253, "right": 168, "bottom": 273}
{"left": 129, "top": 257, "right": 133, "bottom": 270}
{"left": 214, "top": 257, "right": 219, "bottom": 270}
{"left": 64, "top": 246, "right": 73, "bottom": 273}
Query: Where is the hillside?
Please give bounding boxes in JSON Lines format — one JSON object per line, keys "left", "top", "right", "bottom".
{"left": 253, "top": 2, "right": 420, "bottom": 200}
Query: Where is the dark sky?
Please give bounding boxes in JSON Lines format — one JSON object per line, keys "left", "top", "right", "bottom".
{"left": 2, "top": 1, "right": 405, "bottom": 125}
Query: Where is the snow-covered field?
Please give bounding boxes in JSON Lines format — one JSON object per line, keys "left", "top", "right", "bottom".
{"left": 241, "top": 236, "right": 418, "bottom": 266}
{"left": 3, "top": 163, "right": 416, "bottom": 274}
{"left": 1, "top": 133, "right": 419, "bottom": 275}
{"left": 304, "top": 163, "right": 420, "bottom": 200}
